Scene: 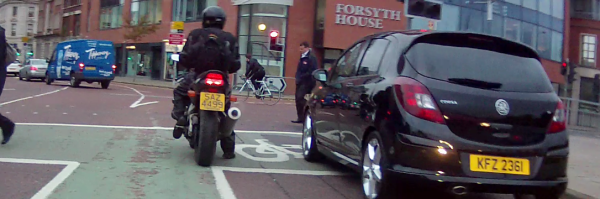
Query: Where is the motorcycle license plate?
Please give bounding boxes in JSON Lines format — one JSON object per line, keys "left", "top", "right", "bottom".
{"left": 199, "top": 92, "right": 225, "bottom": 112}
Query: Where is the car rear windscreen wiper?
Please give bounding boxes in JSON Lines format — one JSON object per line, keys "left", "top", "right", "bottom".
{"left": 447, "top": 78, "right": 503, "bottom": 90}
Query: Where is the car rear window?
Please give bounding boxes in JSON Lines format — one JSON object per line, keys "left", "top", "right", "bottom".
{"left": 405, "top": 43, "right": 554, "bottom": 93}
{"left": 31, "top": 60, "right": 47, "bottom": 65}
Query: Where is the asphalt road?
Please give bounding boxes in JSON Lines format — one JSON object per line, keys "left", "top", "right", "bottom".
{"left": 0, "top": 76, "right": 596, "bottom": 199}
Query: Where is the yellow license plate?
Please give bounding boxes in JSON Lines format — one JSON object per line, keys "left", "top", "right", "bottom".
{"left": 469, "top": 154, "right": 530, "bottom": 175}
{"left": 199, "top": 92, "right": 225, "bottom": 112}
{"left": 85, "top": 67, "right": 96, "bottom": 71}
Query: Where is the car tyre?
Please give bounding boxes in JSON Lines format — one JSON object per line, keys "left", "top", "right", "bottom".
{"left": 70, "top": 75, "right": 80, "bottom": 87}
{"left": 18, "top": 72, "right": 23, "bottom": 81}
{"left": 361, "top": 131, "right": 394, "bottom": 199}
{"left": 302, "top": 110, "right": 323, "bottom": 162}
{"left": 25, "top": 73, "right": 31, "bottom": 81}
{"left": 45, "top": 73, "right": 52, "bottom": 85}
{"left": 101, "top": 81, "right": 110, "bottom": 89}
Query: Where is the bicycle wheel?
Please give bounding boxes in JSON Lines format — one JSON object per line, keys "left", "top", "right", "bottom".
{"left": 238, "top": 83, "right": 253, "bottom": 102}
{"left": 260, "top": 84, "right": 282, "bottom": 106}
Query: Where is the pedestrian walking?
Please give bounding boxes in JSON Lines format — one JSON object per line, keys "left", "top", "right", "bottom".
{"left": 0, "top": 25, "right": 16, "bottom": 145}
{"left": 292, "top": 41, "right": 318, "bottom": 124}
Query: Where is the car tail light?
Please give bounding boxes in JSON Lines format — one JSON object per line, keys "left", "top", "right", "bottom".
{"left": 18, "top": 64, "right": 22, "bottom": 67}
{"left": 547, "top": 101, "right": 567, "bottom": 134}
{"left": 205, "top": 73, "right": 224, "bottom": 86}
{"left": 112, "top": 65, "right": 116, "bottom": 71}
{"left": 79, "top": 63, "right": 84, "bottom": 71}
{"left": 393, "top": 77, "right": 445, "bottom": 124}
{"left": 31, "top": 66, "right": 38, "bottom": 71}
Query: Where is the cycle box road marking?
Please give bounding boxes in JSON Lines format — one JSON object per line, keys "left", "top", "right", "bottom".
{"left": 0, "top": 158, "right": 80, "bottom": 199}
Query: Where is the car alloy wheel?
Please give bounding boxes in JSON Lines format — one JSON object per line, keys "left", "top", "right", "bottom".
{"left": 302, "top": 114, "right": 313, "bottom": 156}
{"left": 362, "top": 138, "right": 383, "bottom": 199}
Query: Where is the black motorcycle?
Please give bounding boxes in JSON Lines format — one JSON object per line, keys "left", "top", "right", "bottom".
{"left": 182, "top": 70, "right": 241, "bottom": 167}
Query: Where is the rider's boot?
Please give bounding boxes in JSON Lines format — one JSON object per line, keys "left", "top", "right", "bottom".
{"left": 221, "top": 131, "right": 236, "bottom": 159}
{"left": 172, "top": 97, "right": 188, "bottom": 139}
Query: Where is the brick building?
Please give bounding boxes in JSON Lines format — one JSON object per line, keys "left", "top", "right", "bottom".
{"left": 79, "top": 0, "right": 570, "bottom": 95}
{"left": 34, "top": 0, "right": 82, "bottom": 60}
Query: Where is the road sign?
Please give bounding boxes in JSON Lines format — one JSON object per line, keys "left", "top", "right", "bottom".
{"left": 428, "top": 20, "right": 435, "bottom": 30}
{"left": 21, "top": 37, "right": 29, "bottom": 43}
{"left": 168, "top": 33, "right": 185, "bottom": 45}
{"left": 170, "top": 21, "right": 184, "bottom": 33}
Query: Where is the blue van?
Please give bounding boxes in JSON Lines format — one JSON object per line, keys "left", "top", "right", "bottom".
{"left": 45, "top": 40, "right": 116, "bottom": 89}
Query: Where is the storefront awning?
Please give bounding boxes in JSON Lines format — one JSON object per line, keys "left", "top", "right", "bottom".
{"left": 231, "top": 0, "right": 293, "bottom": 6}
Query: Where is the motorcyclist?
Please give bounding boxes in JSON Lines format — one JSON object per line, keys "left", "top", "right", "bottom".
{"left": 171, "top": 6, "right": 241, "bottom": 159}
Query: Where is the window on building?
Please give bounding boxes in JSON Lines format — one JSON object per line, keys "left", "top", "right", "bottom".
{"left": 538, "top": 0, "right": 551, "bottom": 15}
{"left": 504, "top": 18, "right": 521, "bottom": 42}
{"left": 552, "top": 0, "right": 564, "bottom": 19}
{"left": 484, "top": 14, "right": 504, "bottom": 37}
{"left": 581, "top": 34, "right": 597, "bottom": 67}
{"left": 537, "top": 27, "right": 551, "bottom": 59}
{"left": 11, "top": 23, "right": 16, "bottom": 36}
{"left": 99, "top": 0, "right": 123, "bottom": 30}
{"left": 28, "top": 7, "right": 34, "bottom": 18}
{"left": 551, "top": 31, "right": 563, "bottom": 62}
{"left": 27, "top": 24, "right": 33, "bottom": 35}
{"left": 87, "top": 0, "right": 91, "bottom": 32}
{"left": 460, "top": 8, "right": 483, "bottom": 33}
{"left": 357, "top": 39, "right": 391, "bottom": 76}
{"left": 12, "top": 6, "right": 17, "bottom": 17}
{"left": 131, "top": 0, "right": 162, "bottom": 25}
{"left": 580, "top": 77, "right": 600, "bottom": 103}
{"left": 522, "top": 0, "right": 537, "bottom": 10}
{"left": 172, "top": 0, "right": 217, "bottom": 22}
{"left": 73, "top": 14, "right": 81, "bottom": 36}
{"left": 521, "top": 22, "right": 537, "bottom": 48}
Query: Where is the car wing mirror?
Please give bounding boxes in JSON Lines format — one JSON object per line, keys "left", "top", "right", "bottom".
{"left": 312, "top": 69, "right": 327, "bottom": 84}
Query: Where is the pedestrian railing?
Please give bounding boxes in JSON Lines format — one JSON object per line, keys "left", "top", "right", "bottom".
{"left": 560, "top": 97, "right": 600, "bottom": 131}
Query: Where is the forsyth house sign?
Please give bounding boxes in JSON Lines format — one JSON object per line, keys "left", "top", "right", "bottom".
{"left": 335, "top": 4, "right": 402, "bottom": 29}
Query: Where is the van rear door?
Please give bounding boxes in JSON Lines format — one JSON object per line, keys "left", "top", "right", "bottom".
{"left": 83, "top": 41, "right": 115, "bottom": 78}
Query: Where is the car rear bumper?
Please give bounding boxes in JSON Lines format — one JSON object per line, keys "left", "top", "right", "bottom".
{"left": 7, "top": 68, "right": 20, "bottom": 73}
{"left": 72, "top": 72, "right": 114, "bottom": 81}
{"left": 30, "top": 71, "right": 46, "bottom": 78}
{"left": 386, "top": 167, "right": 567, "bottom": 194}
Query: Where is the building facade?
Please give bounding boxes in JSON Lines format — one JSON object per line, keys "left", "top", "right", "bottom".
{"left": 0, "top": 0, "right": 39, "bottom": 62}
{"left": 34, "top": 0, "right": 82, "bottom": 61}
{"left": 81, "top": 0, "right": 570, "bottom": 95}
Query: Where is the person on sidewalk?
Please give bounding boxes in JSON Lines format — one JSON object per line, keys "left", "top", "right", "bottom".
{"left": 244, "top": 54, "right": 265, "bottom": 96}
{"left": 292, "top": 41, "right": 318, "bottom": 124}
{"left": 0, "top": 26, "right": 16, "bottom": 144}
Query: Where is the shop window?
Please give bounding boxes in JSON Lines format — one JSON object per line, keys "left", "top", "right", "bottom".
{"left": 460, "top": 8, "right": 483, "bottom": 33}
{"left": 357, "top": 39, "right": 390, "bottom": 76}
{"left": 99, "top": 0, "right": 123, "bottom": 30}
{"left": 537, "top": 27, "right": 551, "bottom": 59}
{"left": 551, "top": 31, "right": 563, "bottom": 62}
{"left": 131, "top": 0, "right": 162, "bottom": 24}
{"left": 581, "top": 34, "right": 597, "bottom": 67}
{"left": 172, "top": 0, "right": 216, "bottom": 22}
{"left": 504, "top": 18, "right": 520, "bottom": 42}
{"left": 521, "top": 22, "right": 537, "bottom": 48}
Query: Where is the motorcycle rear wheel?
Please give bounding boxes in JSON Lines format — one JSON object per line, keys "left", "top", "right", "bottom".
{"left": 194, "top": 111, "right": 219, "bottom": 167}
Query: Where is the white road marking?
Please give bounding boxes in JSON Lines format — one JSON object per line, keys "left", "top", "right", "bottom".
{"left": 14, "top": 123, "right": 301, "bottom": 135}
{"left": 3, "top": 88, "right": 15, "bottom": 91}
{"left": 109, "top": 93, "right": 171, "bottom": 99}
{"left": 46, "top": 105, "right": 50, "bottom": 107}
{"left": 211, "top": 166, "right": 348, "bottom": 199}
{"left": 116, "top": 85, "right": 159, "bottom": 108}
{"left": 0, "top": 87, "right": 68, "bottom": 106}
{"left": 62, "top": 112, "right": 67, "bottom": 115}
{"left": 93, "top": 113, "right": 97, "bottom": 116}
{"left": 33, "top": 112, "right": 38, "bottom": 114}
{"left": 5, "top": 112, "right": 9, "bottom": 114}
{"left": 0, "top": 158, "right": 80, "bottom": 199}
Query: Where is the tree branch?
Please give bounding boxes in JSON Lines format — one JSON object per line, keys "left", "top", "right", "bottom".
{"left": 122, "top": 14, "right": 160, "bottom": 42}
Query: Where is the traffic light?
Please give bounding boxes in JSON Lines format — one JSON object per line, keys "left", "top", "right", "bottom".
{"left": 567, "top": 62, "right": 577, "bottom": 84}
{"left": 27, "top": 51, "right": 33, "bottom": 56}
{"left": 405, "top": 0, "right": 442, "bottom": 20}
{"left": 560, "top": 61, "right": 567, "bottom": 75}
{"left": 16, "top": 49, "right": 21, "bottom": 56}
{"left": 268, "top": 30, "right": 283, "bottom": 52}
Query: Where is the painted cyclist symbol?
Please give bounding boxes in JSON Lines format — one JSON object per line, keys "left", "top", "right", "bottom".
{"left": 235, "top": 139, "right": 303, "bottom": 162}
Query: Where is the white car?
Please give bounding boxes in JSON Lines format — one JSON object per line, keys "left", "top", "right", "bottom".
{"left": 6, "top": 60, "right": 22, "bottom": 76}
{"left": 19, "top": 59, "right": 48, "bottom": 81}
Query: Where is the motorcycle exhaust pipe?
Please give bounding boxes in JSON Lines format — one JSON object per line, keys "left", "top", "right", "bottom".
{"left": 219, "top": 107, "right": 241, "bottom": 138}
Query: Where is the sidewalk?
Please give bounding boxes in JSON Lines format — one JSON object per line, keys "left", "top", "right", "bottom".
{"left": 112, "top": 76, "right": 296, "bottom": 100}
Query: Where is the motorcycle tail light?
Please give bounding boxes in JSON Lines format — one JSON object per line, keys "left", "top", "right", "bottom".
{"left": 205, "top": 73, "right": 224, "bottom": 86}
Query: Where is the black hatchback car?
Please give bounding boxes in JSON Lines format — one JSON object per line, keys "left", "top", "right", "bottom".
{"left": 301, "top": 31, "right": 568, "bottom": 199}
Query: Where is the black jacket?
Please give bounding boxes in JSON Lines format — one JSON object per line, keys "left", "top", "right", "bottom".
{"left": 179, "top": 27, "right": 241, "bottom": 75}
{"left": 0, "top": 26, "right": 7, "bottom": 97}
{"left": 295, "top": 49, "right": 318, "bottom": 85}
{"left": 245, "top": 58, "right": 264, "bottom": 77}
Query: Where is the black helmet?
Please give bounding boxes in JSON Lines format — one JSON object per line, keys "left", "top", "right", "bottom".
{"left": 201, "top": 6, "right": 226, "bottom": 29}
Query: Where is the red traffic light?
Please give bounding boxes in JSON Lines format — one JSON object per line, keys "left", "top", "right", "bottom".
{"left": 270, "top": 31, "right": 279, "bottom": 38}
{"left": 562, "top": 62, "right": 567, "bottom": 67}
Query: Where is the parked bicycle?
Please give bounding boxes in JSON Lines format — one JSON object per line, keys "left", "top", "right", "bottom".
{"left": 237, "top": 74, "right": 282, "bottom": 106}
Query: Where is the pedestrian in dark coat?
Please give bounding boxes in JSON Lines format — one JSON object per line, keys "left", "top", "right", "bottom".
{"left": 0, "top": 26, "right": 16, "bottom": 144}
{"left": 292, "top": 41, "right": 318, "bottom": 123}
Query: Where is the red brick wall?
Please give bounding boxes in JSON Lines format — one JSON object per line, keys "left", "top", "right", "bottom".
{"left": 283, "top": 0, "right": 317, "bottom": 95}
{"left": 569, "top": 18, "right": 600, "bottom": 70}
